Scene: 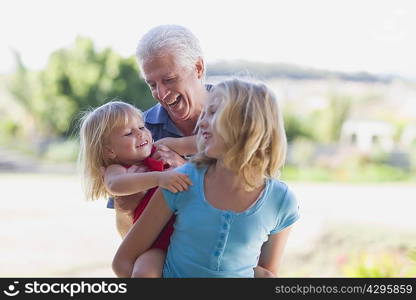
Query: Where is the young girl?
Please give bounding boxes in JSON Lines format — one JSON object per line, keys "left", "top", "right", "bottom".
{"left": 78, "top": 100, "right": 192, "bottom": 277}
{"left": 112, "top": 78, "right": 300, "bottom": 278}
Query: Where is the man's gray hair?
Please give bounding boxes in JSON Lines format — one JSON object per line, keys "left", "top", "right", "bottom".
{"left": 136, "top": 24, "right": 205, "bottom": 75}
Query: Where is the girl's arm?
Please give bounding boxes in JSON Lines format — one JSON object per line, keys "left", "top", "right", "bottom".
{"left": 254, "top": 225, "right": 294, "bottom": 277}
{"left": 104, "top": 164, "right": 191, "bottom": 195}
{"left": 112, "top": 188, "right": 173, "bottom": 277}
{"left": 154, "top": 135, "right": 197, "bottom": 156}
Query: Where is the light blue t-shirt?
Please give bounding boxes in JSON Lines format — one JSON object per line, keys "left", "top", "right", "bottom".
{"left": 161, "top": 162, "right": 300, "bottom": 278}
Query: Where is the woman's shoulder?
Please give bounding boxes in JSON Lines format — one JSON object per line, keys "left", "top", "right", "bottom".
{"left": 266, "top": 179, "right": 297, "bottom": 204}
{"left": 267, "top": 179, "right": 300, "bottom": 234}
{"left": 162, "top": 162, "right": 206, "bottom": 211}
{"left": 267, "top": 178, "right": 289, "bottom": 191}
{"left": 174, "top": 162, "right": 207, "bottom": 176}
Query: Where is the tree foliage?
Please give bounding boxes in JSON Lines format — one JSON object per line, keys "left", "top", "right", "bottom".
{"left": 311, "top": 93, "right": 351, "bottom": 143}
{"left": 283, "top": 93, "right": 351, "bottom": 144}
{"left": 284, "top": 111, "right": 314, "bottom": 143}
{"left": 207, "top": 59, "right": 394, "bottom": 83}
{"left": 9, "top": 37, "right": 154, "bottom": 138}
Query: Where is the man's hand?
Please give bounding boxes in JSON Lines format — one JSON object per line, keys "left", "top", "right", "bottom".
{"left": 152, "top": 144, "right": 186, "bottom": 168}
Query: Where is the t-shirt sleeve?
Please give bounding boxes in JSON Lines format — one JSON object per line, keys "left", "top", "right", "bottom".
{"left": 162, "top": 188, "right": 178, "bottom": 212}
{"left": 270, "top": 186, "right": 300, "bottom": 234}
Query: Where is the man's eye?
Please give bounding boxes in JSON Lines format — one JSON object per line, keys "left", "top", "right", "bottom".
{"left": 139, "top": 126, "right": 145, "bottom": 130}
{"left": 124, "top": 132, "right": 132, "bottom": 136}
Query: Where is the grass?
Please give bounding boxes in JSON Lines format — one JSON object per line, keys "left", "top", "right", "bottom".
{"left": 281, "top": 165, "right": 416, "bottom": 183}
{"left": 280, "top": 222, "right": 416, "bottom": 277}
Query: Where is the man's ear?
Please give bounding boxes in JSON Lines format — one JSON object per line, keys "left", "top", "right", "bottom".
{"left": 103, "top": 145, "right": 116, "bottom": 160}
{"left": 195, "top": 57, "right": 205, "bottom": 79}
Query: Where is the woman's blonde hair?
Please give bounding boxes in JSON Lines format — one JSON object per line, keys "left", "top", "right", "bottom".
{"left": 192, "top": 78, "right": 287, "bottom": 191}
{"left": 78, "top": 100, "right": 143, "bottom": 201}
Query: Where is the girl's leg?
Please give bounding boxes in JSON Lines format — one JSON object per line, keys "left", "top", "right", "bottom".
{"left": 131, "top": 248, "right": 166, "bottom": 278}
{"left": 115, "top": 208, "right": 133, "bottom": 238}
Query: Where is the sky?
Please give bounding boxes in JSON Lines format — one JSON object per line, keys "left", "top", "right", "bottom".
{"left": 1, "top": 0, "right": 415, "bottom": 78}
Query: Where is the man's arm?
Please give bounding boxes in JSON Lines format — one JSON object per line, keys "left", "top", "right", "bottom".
{"left": 150, "top": 144, "right": 187, "bottom": 168}
{"left": 154, "top": 135, "right": 198, "bottom": 157}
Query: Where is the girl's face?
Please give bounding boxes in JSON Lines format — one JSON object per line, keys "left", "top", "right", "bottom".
{"left": 105, "top": 114, "right": 153, "bottom": 165}
{"left": 198, "top": 94, "right": 226, "bottom": 159}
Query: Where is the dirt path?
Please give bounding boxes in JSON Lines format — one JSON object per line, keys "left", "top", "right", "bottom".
{"left": 0, "top": 173, "right": 118, "bottom": 277}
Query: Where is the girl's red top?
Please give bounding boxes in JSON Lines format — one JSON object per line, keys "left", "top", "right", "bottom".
{"left": 124, "top": 146, "right": 175, "bottom": 251}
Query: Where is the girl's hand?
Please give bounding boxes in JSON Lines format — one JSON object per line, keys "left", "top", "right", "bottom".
{"left": 157, "top": 170, "right": 192, "bottom": 193}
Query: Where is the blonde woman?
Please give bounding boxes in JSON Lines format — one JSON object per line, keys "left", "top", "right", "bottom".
{"left": 78, "top": 100, "right": 192, "bottom": 277}
{"left": 112, "top": 79, "right": 300, "bottom": 278}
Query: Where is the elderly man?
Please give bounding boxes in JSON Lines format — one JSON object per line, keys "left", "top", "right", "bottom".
{"left": 111, "top": 25, "right": 211, "bottom": 237}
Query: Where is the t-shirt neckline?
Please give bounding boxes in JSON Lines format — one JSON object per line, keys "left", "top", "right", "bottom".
{"left": 198, "top": 165, "right": 269, "bottom": 216}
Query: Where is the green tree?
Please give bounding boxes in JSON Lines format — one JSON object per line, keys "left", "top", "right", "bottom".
{"left": 9, "top": 37, "right": 154, "bottom": 138}
{"left": 283, "top": 111, "right": 314, "bottom": 142}
{"left": 310, "top": 93, "right": 351, "bottom": 143}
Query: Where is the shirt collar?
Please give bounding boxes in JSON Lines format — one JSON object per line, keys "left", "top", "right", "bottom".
{"left": 144, "top": 104, "right": 183, "bottom": 137}
{"left": 144, "top": 84, "right": 213, "bottom": 136}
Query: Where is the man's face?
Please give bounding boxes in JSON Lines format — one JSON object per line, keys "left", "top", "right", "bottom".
{"left": 142, "top": 54, "right": 204, "bottom": 122}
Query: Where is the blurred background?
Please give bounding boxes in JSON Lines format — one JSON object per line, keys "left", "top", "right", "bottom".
{"left": 1, "top": 0, "right": 415, "bottom": 277}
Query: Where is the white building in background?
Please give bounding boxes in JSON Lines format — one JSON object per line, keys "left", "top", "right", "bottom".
{"left": 340, "top": 119, "right": 395, "bottom": 153}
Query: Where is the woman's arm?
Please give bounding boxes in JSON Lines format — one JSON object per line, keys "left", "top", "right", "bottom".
{"left": 112, "top": 188, "right": 173, "bottom": 277}
{"left": 154, "top": 135, "right": 197, "bottom": 156}
{"left": 255, "top": 225, "right": 294, "bottom": 277}
{"left": 104, "top": 164, "right": 191, "bottom": 195}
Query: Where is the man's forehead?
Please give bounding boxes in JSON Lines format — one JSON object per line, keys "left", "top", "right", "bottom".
{"left": 142, "top": 55, "right": 181, "bottom": 81}
{"left": 143, "top": 69, "right": 176, "bottom": 83}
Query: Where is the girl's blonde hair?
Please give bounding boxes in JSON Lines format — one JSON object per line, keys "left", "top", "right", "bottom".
{"left": 78, "top": 100, "right": 143, "bottom": 201}
{"left": 192, "top": 78, "right": 287, "bottom": 191}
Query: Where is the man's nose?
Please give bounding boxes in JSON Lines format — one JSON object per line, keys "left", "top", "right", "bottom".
{"left": 156, "top": 85, "right": 169, "bottom": 102}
